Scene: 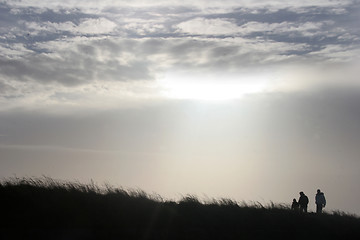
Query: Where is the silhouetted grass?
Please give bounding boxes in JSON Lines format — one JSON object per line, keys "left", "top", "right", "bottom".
{"left": 1, "top": 177, "right": 359, "bottom": 240}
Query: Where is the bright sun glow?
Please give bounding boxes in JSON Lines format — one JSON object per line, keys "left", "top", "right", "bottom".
{"left": 160, "top": 72, "right": 268, "bottom": 100}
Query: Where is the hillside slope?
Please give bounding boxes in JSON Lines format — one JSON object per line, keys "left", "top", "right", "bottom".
{"left": 1, "top": 178, "right": 359, "bottom": 240}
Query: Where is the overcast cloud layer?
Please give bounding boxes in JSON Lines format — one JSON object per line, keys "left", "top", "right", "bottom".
{"left": 1, "top": 0, "right": 360, "bottom": 109}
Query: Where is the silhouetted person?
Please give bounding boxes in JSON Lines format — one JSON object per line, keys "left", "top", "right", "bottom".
{"left": 291, "top": 198, "right": 299, "bottom": 212}
{"left": 298, "top": 191, "right": 309, "bottom": 213}
{"left": 315, "top": 189, "right": 326, "bottom": 214}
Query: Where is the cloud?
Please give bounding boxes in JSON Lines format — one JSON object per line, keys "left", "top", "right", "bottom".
{"left": 0, "top": 36, "right": 303, "bottom": 86}
{"left": 23, "top": 17, "right": 117, "bottom": 36}
{"left": 176, "top": 18, "right": 240, "bottom": 35}
{"left": 76, "top": 18, "right": 117, "bottom": 34}
{"left": 0, "top": 37, "right": 155, "bottom": 86}
{"left": 0, "top": 43, "right": 34, "bottom": 57}
{"left": 1, "top": 33, "right": 358, "bottom": 111}
{"left": 5, "top": 0, "right": 355, "bottom": 11}
{"left": 0, "top": 81, "right": 16, "bottom": 95}
{"left": 175, "top": 17, "right": 336, "bottom": 38}
{"left": 238, "top": 21, "right": 331, "bottom": 36}
{"left": 308, "top": 44, "right": 360, "bottom": 62}
{"left": 123, "top": 21, "right": 166, "bottom": 36}
{"left": 0, "top": 0, "right": 359, "bottom": 111}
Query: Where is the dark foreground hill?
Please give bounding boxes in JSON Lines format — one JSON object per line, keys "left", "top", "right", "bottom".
{"left": 1, "top": 178, "right": 359, "bottom": 240}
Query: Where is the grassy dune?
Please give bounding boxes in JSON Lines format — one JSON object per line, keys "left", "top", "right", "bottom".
{"left": 1, "top": 177, "right": 359, "bottom": 240}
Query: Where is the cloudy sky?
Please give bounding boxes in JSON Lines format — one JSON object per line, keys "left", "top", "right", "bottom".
{"left": 1, "top": 0, "right": 360, "bottom": 214}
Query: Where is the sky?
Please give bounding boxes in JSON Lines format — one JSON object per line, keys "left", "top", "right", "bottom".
{"left": 1, "top": 0, "right": 360, "bottom": 215}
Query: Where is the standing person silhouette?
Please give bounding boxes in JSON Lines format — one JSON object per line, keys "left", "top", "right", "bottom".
{"left": 298, "top": 192, "right": 309, "bottom": 213}
{"left": 315, "top": 189, "right": 326, "bottom": 214}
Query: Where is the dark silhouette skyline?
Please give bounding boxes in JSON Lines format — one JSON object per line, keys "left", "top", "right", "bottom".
{"left": 1, "top": 177, "right": 359, "bottom": 240}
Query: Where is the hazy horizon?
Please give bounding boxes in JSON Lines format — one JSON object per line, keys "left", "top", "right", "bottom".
{"left": 1, "top": 0, "right": 360, "bottom": 215}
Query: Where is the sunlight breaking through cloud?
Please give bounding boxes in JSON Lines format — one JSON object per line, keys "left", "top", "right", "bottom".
{"left": 1, "top": 0, "right": 360, "bottom": 216}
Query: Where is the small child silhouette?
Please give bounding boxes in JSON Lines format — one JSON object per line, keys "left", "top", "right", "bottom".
{"left": 291, "top": 198, "right": 299, "bottom": 211}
